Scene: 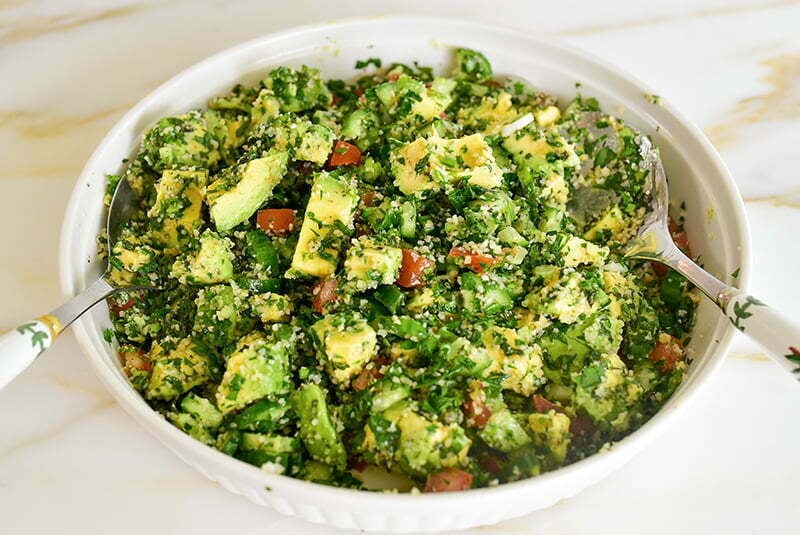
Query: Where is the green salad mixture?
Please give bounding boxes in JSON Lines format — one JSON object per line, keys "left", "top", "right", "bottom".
{"left": 102, "top": 48, "right": 696, "bottom": 492}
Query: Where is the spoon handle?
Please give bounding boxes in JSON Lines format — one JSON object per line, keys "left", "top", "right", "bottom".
{"left": 0, "top": 277, "right": 115, "bottom": 390}
{"left": 717, "top": 289, "right": 800, "bottom": 376}
{"left": 655, "top": 244, "right": 800, "bottom": 379}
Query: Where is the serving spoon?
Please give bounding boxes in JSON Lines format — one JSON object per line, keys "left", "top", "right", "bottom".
{"left": 0, "top": 178, "right": 155, "bottom": 389}
{"left": 625, "top": 135, "right": 800, "bottom": 379}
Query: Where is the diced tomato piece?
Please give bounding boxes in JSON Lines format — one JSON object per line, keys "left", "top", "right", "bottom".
{"left": 651, "top": 261, "right": 669, "bottom": 277}
{"left": 569, "top": 412, "right": 596, "bottom": 438}
{"left": 480, "top": 455, "right": 502, "bottom": 475}
{"left": 256, "top": 208, "right": 296, "bottom": 236}
{"left": 108, "top": 295, "right": 135, "bottom": 314}
{"left": 668, "top": 217, "right": 691, "bottom": 253}
{"left": 372, "top": 356, "right": 390, "bottom": 379}
{"left": 448, "top": 247, "right": 498, "bottom": 274}
{"left": 349, "top": 457, "right": 368, "bottom": 472}
{"left": 649, "top": 334, "right": 685, "bottom": 372}
{"left": 532, "top": 395, "right": 566, "bottom": 415}
{"left": 352, "top": 358, "right": 389, "bottom": 391}
{"left": 464, "top": 397, "right": 492, "bottom": 428}
{"left": 672, "top": 230, "right": 690, "bottom": 254}
{"left": 311, "top": 278, "right": 339, "bottom": 314}
{"left": 351, "top": 370, "right": 371, "bottom": 392}
{"left": 327, "top": 140, "right": 362, "bottom": 168}
{"left": 120, "top": 348, "right": 151, "bottom": 373}
{"left": 396, "top": 249, "right": 434, "bottom": 288}
{"left": 424, "top": 468, "right": 473, "bottom": 493}
{"left": 387, "top": 73, "right": 400, "bottom": 82}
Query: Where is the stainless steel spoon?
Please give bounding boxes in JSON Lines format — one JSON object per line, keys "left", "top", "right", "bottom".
{"left": 626, "top": 136, "right": 800, "bottom": 379}
{"left": 0, "top": 178, "right": 155, "bottom": 389}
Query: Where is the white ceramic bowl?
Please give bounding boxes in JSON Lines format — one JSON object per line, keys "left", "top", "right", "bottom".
{"left": 59, "top": 17, "right": 750, "bottom": 532}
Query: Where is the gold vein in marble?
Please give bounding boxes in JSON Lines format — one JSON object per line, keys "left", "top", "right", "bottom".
{"left": 728, "top": 352, "right": 771, "bottom": 362}
{"left": 705, "top": 53, "right": 800, "bottom": 148}
{"left": 46, "top": 372, "right": 109, "bottom": 400}
{"left": 745, "top": 188, "right": 800, "bottom": 209}
{"left": 0, "top": 103, "right": 131, "bottom": 139}
{"left": 0, "top": 103, "right": 132, "bottom": 178}
{"left": 0, "top": 400, "right": 115, "bottom": 461}
{"left": 560, "top": 0, "right": 800, "bottom": 35}
{"left": 0, "top": 0, "right": 30, "bottom": 13}
{"left": 0, "top": 5, "right": 145, "bottom": 46}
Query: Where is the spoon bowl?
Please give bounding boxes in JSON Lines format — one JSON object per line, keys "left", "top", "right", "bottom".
{"left": 0, "top": 175, "right": 155, "bottom": 389}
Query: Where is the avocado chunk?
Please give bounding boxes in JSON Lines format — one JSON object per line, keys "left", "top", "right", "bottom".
{"left": 249, "top": 292, "right": 293, "bottom": 324}
{"left": 502, "top": 125, "right": 580, "bottom": 172}
{"left": 391, "top": 133, "right": 503, "bottom": 195}
{"left": 147, "top": 168, "right": 207, "bottom": 249}
{"left": 171, "top": 230, "right": 235, "bottom": 284}
{"left": 263, "top": 65, "right": 333, "bottom": 113}
{"left": 215, "top": 430, "right": 241, "bottom": 456}
{"left": 250, "top": 88, "right": 282, "bottom": 126}
{"left": 452, "top": 48, "right": 493, "bottom": 82}
{"left": 192, "top": 284, "right": 254, "bottom": 348}
{"left": 167, "top": 412, "right": 216, "bottom": 445}
{"left": 374, "top": 74, "right": 453, "bottom": 122}
{"left": 528, "top": 410, "right": 572, "bottom": 468}
{"left": 237, "top": 433, "right": 301, "bottom": 472}
{"left": 572, "top": 353, "right": 643, "bottom": 431}
{"left": 302, "top": 461, "right": 336, "bottom": 484}
{"left": 167, "top": 392, "right": 224, "bottom": 445}
{"left": 479, "top": 407, "right": 532, "bottom": 453}
{"left": 523, "top": 269, "right": 594, "bottom": 325}
{"left": 141, "top": 109, "right": 225, "bottom": 172}
{"left": 341, "top": 108, "right": 380, "bottom": 149}
{"left": 559, "top": 235, "right": 608, "bottom": 268}
{"left": 288, "top": 172, "right": 358, "bottom": 278}
{"left": 386, "top": 404, "right": 471, "bottom": 477}
{"left": 215, "top": 331, "right": 293, "bottom": 414}
{"left": 457, "top": 91, "right": 518, "bottom": 135}
{"left": 110, "top": 231, "right": 158, "bottom": 274}
{"left": 343, "top": 237, "right": 403, "bottom": 292}
{"left": 310, "top": 313, "right": 377, "bottom": 385}
{"left": 207, "top": 150, "right": 288, "bottom": 232}
{"left": 263, "top": 114, "right": 334, "bottom": 165}
{"left": 227, "top": 397, "right": 293, "bottom": 433}
{"left": 146, "top": 338, "right": 214, "bottom": 401}
{"left": 292, "top": 383, "right": 347, "bottom": 468}
{"left": 181, "top": 392, "right": 224, "bottom": 428}
{"left": 482, "top": 327, "right": 545, "bottom": 396}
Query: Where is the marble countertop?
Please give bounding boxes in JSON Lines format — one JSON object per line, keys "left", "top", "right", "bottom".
{"left": 1, "top": 1, "right": 799, "bottom": 533}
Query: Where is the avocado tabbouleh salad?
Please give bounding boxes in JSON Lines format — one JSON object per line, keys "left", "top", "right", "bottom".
{"left": 102, "top": 48, "right": 697, "bottom": 492}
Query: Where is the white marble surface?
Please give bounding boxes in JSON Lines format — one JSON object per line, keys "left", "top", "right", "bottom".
{"left": 1, "top": 1, "right": 800, "bottom": 533}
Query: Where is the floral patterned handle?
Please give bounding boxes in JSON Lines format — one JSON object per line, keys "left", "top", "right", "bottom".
{"left": 0, "top": 316, "right": 62, "bottom": 390}
{"left": 721, "top": 289, "right": 800, "bottom": 377}
{"left": 0, "top": 277, "right": 116, "bottom": 390}
{"left": 630, "top": 231, "right": 800, "bottom": 381}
